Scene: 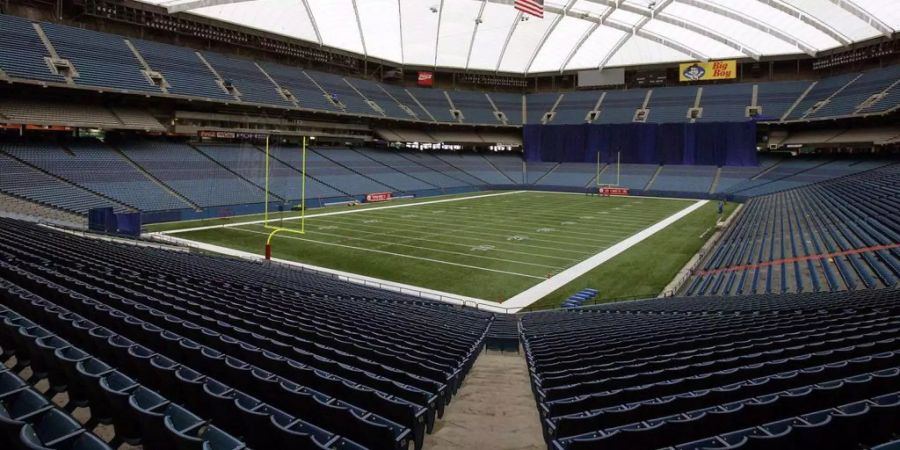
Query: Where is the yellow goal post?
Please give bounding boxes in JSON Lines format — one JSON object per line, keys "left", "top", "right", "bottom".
{"left": 264, "top": 135, "right": 307, "bottom": 260}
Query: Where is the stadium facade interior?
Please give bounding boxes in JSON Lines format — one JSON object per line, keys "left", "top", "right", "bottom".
{"left": 0, "top": 0, "right": 899, "bottom": 449}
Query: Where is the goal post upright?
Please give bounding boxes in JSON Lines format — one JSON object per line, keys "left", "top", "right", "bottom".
{"left": 264, "top": 135, "right": 308, "bottom": 260}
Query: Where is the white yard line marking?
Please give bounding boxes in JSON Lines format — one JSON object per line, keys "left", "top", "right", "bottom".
{"left": 230, "top": 227, "right": 547, "bottom": 279}
{"left": 502, "top": 200, "right": 709, "bottom": 310}
{"left": 157, "top": 191, "right": 526, "bottom": 235}
{"left": 280, "top": 219, "right": 583, "bottom": 262}
{"left": 238, "top": 225, "right": 568, "bottom": 270}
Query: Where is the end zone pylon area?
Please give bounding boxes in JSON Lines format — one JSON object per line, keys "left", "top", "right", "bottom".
{"left": 264, "top": 135, "right": 307, "bottom": 259}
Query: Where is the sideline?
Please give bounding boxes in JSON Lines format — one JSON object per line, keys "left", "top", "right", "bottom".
{"left": 152, "top": 191, "right": 526, "bottom": 235}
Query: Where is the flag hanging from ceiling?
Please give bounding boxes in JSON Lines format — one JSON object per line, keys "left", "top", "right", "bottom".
{"left": 515, "top": 0, "right": 544, "bottom": 18}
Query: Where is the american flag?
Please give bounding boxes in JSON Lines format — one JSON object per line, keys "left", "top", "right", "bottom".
{"left": 515, "top": 0, "right": 544, "bottom": 18}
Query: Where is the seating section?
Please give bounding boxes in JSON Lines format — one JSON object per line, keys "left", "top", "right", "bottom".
{"left": 810, "top": 65, "right": 900, "bottom": 119}
{"left": 130, "top": 39, "right": 233, "bottom": 100}
{"left": 521, "top": 288, "right": 900, "bottom": 450}
{"left": 698, "top": 83, "right": 753, "bottom": 122}
{"left": 447, "top": 90, "right": 500, "bottom": 125}
{"left": 203, "top": 51, "right": 293, "bottom": 107}
{"left": 0, "top": 15, "right": 64, "bottom": 83}
{"left": 526, "top": 93, "right": 560, "bottom": 124}
{"left": 689, "top": 164, "right": 900, "bottom": 296}
{"left": 489, "top": 93, "right": 523, "bottom": 125}
{"left": 755, "top": 80, "right": 814, "bottom": 121}
{"left": 3, "top": 138, "right": 188, "bottom": 212}
{"left": 650, "top": 165, "right": 716, "bottom": 192}
{"left": 346, "top": 78, "right": 417, "bottom": 120}
{"left": 258, "top": 63, "right": 338, "bottom": 112}
{"left": 118, "top": 140, "right": 264, "bottom": 208}
{"left": 597, "top": 164, "right": 658, "bottom": 190}
{"left": 313, "top": 148, "right": 432, "bottom": 192}
{"left": 646, "top": 86, "right": 696, "bottom": 123}
{"left": 433, "top": 153, "right": 513, "bottom": 185}
{"left": 0, "top": 146, "right": 128, "bottom": 214}
{"left": 290, "top": 148, "right": 391, "bottom": 195}
{"left": 406, "top": 88, "right": 454, "bottom": 122}
{"left": 535, "top": 163, "right": 596, "bottom": 187}
{"left": 306, "top": 70, "right": 378, "bottom": 116}
{"left": 595, "top": 90, "right": 648, "bottom": 124}
{"left": 194, "top": 144, "right": 347, "bottom": 202}
{"left": 41, "top": 23, "right": 158, "bottom": 93}
{"left": 0, "top": 217, "right": 491, "bottom": 450}
{"left": 725, "top": 158, "right": 891, "bottom": 198}
{"left": 786, "top": 73, "right": 860, "bottom": 120}
{"left": 552, "top": 92, "right": 600, "bottom": 125}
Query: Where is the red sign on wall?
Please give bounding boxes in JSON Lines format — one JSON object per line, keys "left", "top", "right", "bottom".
{"left": 417, "top": 71, "right": 434, "bottom": 87}
{"left": 600, "top": 187, "right": 630, "bottom": 197}
{"left": 366, "top": 192, "right": 393, "bottom": 203}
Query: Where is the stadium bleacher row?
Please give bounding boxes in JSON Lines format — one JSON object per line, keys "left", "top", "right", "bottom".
{"left": 1, "top": 13, "right": 898, "bottom": 127}
{"left": 0, "top": 217, "right": 496, "bottom": 450}
{"left": 520, "top": 288, "right": 900, "bottom": 450}
{"left": 687, "top": 163, "right": 900, "bottom": 297}
{"left": 1, "top": 136, "right": 896, "bottom": 217}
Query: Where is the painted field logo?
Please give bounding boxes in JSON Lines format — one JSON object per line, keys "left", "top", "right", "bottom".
{"left": 536, "top": 228, "right": 556, "bottom": 233}
{"left": 507, "top": 235, "right": 529, "bottom": 241}
{"left": 471, "top": 245, "right": 495, "bottom": 252}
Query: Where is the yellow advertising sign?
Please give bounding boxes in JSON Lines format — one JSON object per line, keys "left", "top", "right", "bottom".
{"left": 679, "top": 60, "right": 737, "bottom": 82}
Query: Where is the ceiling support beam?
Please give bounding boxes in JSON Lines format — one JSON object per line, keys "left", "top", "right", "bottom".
{"left": 397, "top": 0, "right": 405, "bottom": 64}
{"left": 351, "top": 0, "right": 367, "bottom": 58}
{"left": 597, "top": 0, "right": 693, "bottom": 70}
{"left": 675, "top": 0, "right": 817, "bottom": 56}
{"left": 560, "top": 2, "right": 616, "bottom": 73}
{"left": 162, "top": 0, "right": 253, "bottom": 14}
{"left": 524, "top": 0, "right": 574, "bottom": 74}
{"left": 433, "top": 0, "right": 446, "bottom": 68}
{"left": 494, "top": 10, "right": 522, "bottom": 72}
{"left": 464, "top": 0, "right": 488, "bottom": 71}
{"left": 827, "top": 0, "right": 893, "bottom": 37}
{"left": 300, "top": 0, "right": 323, "bottom": 46}
{"left": 754, "top": 0, "right": 851, "bottom": 46}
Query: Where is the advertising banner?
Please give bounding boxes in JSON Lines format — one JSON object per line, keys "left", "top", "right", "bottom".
{"left": 366, "top": 192, "right": 393, "bottom": 202}
{"left": 679, "top": 60, "right": 737, "bottom": 82}
{"left": 417, "top": 71, "right": 434, "bottom": 87}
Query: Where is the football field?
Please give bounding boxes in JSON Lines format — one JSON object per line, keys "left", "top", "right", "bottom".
{"left": 152, "top": 191, "right": 725, "bottom": 306}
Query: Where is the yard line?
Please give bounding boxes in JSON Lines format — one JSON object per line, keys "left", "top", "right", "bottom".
{"left": 280, "top": 220, "right": 583, "bottom": 262}
{"left": 398, "top": 194, "right": 677, "bottom": 224}
{"left": 356, "top": 206, "right": 664, "bottom": 240}
{"left": 231, "top": 227, "right": 547, "bottom": 280}
{"left": 158, "top": 190, "right": 527, "bottom": 235}
{"left": 326, "top": 213, "right": 633, "bottom": 248}
{"left": 240, "top": 224, "right": 569, "bottom": 270}
{"left": 313, "top": 216, "right": 602, "bottom": 256}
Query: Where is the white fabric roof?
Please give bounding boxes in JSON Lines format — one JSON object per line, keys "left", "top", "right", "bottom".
{"left": 144, "top": 0, "right": 899, "bottom": 74}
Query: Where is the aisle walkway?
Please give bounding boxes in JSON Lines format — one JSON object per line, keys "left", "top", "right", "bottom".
{"left": 423, "top": 350, "right": 544, "bottom": 450}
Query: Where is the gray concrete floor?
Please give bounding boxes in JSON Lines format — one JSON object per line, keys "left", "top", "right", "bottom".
{"left": 423, "top": 350, "right": 545, "bottom": 450}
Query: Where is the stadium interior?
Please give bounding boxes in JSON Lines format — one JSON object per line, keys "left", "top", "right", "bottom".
{"left": 0, "top": 0, "right": 898, "bottom": 449}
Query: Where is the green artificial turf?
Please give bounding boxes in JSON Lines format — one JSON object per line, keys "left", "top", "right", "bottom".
{"left": 163, "top": 191, "right": 713, "bottom": 302}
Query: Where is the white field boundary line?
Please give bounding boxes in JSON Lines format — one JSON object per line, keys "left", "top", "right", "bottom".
{"left": 152, "top": 191, "right": 526, "bottom": 236}
{"left": 150, "top": 198, "right": 709, "bottom": 314}
{"left": 152, "top": 233, "right": 519, "bottom": 314}
{"left": 502, "top": 199, "right": 710, "bottom": 310}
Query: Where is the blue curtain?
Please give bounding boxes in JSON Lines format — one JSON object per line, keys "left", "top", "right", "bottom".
{"left": 523, "top": 122, "right": 757, "bottom": 166}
